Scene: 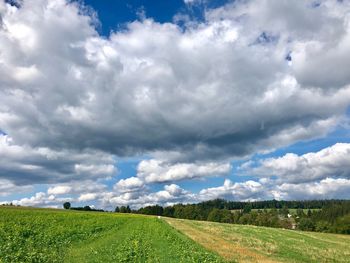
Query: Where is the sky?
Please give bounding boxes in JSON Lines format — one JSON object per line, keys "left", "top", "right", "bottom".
{"left": 0, "top": 0, "right": 350, "bottom": 210}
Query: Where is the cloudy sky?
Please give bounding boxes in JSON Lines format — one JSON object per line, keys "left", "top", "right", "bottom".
{"left": 1, "top": 0, "right": 350, "bottom": 209}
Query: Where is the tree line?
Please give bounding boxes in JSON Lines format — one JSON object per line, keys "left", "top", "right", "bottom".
{"left": 63, "top": 202, "right": 132, "bottom": 213}
{"left": 61, "top": 199, "right": 350, "bottom": 234}
{"left": 63, "top": 202, "right": 104, "bottom": 212}
{"left": 135, "top": 199, "right": 350, "bottom": 234}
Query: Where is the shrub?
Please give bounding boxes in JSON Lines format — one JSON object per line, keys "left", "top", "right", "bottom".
{"left": 298, "top": 218, "right": 315, "bottom": 231}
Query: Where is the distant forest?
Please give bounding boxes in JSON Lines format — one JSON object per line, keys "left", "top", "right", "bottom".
{"left": 132, "top": 199, "right": 350, "bottom": 235}
{"left": 54, "top": 199, "right": 350, "bottom": 235}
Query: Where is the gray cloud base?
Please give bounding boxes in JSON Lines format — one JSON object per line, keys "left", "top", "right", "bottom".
{"left": 1, "top": 0, "right": 349, "bottom": 163}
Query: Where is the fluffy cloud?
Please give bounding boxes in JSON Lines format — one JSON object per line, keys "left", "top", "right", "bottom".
{"left": 101, "top": 176, "right": 350, "bottom": 208}
{"left": 0, "top": 179, "right": 33, "bottom": 197}
{"left": 276, "top": 178, "right": 350, "bottom": 200}
{"left": 7, "top": 192, "right": 73, "bottom": 208}
{"left": 198, "top": 179, "right": 269, "bottom": 201}
{"left": 47, "top": 185, "right": 72, "bottom": 195}
{"left": 241, "top": 143, "right": 350, "bottom": 183}
{"left": 0, "top": 135, "right": 116, "bottom": 184}
{"left": 78, "top": 193, "right": 98, "bottom": 202}
{"left": 47, "top": 180, "right": 107, "bottom": 195}
{"left": 2, "top": 179, "right": 108, "bottom": 207}
{"left": 114, "top": 177, "right": 145, "bottom": 193}
{"left": 1, "top": 0, "right": 350, "bottom": 203}
{"left": 207, "top": 0, "right": 350, "bottom": 89}
{"left": 196, "top": 177, "right": 350, "bottom": 203}
{"left": 1, "top": 0, "right": 349, "bottom": 167}
{"left": 137, "top": 159, "right": 231, "bottom": 183}
{"left": 105, "top": 183, "right": 194, "bottom": 209}
{"left": 5, "top": 175, "right": 350, "bottom": 209}
{"left": 110, "top": 159, "right": 231, "bottom": 198}
{"left": 1, "top": 182, "right": 192, "bottom": 209}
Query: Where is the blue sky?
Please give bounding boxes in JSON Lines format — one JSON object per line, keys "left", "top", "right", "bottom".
{"left": 1, "top": 0, "right": 350, "bottom": 209}
{"left": 84, "top": 0, "right": 186, "bottom": 35}
{"left": 83, "top": 0, "right": 232, "bottom": 36}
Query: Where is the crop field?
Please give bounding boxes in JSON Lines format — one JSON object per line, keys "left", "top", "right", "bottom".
{"left": 165, "top": 217, "right": 350, "bottom": 263}
{"left": 1, "top": 206, "right": 350, "bottom": 263}
{"left": 0, "top": 206, "right": 221, "bottom": 263}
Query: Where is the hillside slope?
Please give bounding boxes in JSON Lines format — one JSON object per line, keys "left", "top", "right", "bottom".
{"left": 1, "top": 206, "right": 349, "bottom": 263}
{"left": 165, "top": 217, "right": 350, "bottom": 263}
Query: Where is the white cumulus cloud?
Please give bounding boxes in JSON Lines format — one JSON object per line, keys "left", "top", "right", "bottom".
{"left": 137, "top": 159, "right": 232, "bottom": 183}
{"left": 241, "top": 143, "right": 350, "bottom": 183}
{"left": 1, "top": 0, "right": 350, "bottom": 203}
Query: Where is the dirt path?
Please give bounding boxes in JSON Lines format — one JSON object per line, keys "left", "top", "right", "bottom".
{"left": 164, "top": 218, "right": 280, "bottom": 263}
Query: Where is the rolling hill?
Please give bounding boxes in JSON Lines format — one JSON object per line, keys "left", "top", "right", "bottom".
{"left": 1, "top": 206, "right": 349, "bottom": 263}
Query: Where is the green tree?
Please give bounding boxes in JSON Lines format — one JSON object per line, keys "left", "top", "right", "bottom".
{"left": 163, "top": 206, "right": 175, "bottom": 217}
{"left": 280, "top": 205, "right": 289, "bottom": 217}
{"left": 296, "top": 208, "right": 305, "bottom": 218}
{"left": 114, "top": 206, "right": 120, "bottom": 212}
{"left": 243, "top": 204, "right": 252, "bottom": 214}
{"left": 220, "top": 209, "right": 233, "bottom": 223}
{"left": 307, "top": 209, "right": 312, "bottom": 217}
{"left": 83, "top": 206, "right": 91, "bottom": 211}
{"left": 207, "top": 209, "right": 233, "bottom": 223}
{"left": 332, "top": 214, "right": 350, "bottom": 234}
{"left": 238, "top": 213, "right": 251, "bottom": 225}
{"left": 315, "top": 221, "right": 331, "bottom": 232}
{"left": 207, "top": 209, "right": 222, "bottom": 222}
{"left": 298, "top": 218, "right": 315, "bottom": 231}
{"left": 63, "top": 202, "right": 71, "bottom": 209}
{"left": 120, "top": 206, "right": 127, "bottom": 213}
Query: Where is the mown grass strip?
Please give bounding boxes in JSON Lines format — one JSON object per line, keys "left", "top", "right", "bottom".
{"left": 67, "top": 216, "right": 224, "bottom": 262}
{"left": 164, "top": 217, "right": 350, "bottom": 263}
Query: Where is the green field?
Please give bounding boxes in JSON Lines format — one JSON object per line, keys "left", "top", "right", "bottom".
{"left": 0, "top": 206, "right": 221, "bottom": 263}
{"left": 165, "top": 217, "right": 350, "bottom": 263}
{"left": 1, "top": 206, "right": 350, "bottom": 263}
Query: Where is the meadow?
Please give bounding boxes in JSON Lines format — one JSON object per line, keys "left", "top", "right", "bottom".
{"left": 165, "top": 217, "right": 350, "bottom": 263}
{"left": 1, "top": 206, "right": 350, "bottom": 263}
{"left": 0, "top": 206, "right": 222, "bottom": 263}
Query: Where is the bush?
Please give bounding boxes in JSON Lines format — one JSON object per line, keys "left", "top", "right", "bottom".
{"left": 332, "top": 215, "right": 350, "bottom": 234}
{"left": 298, "top": 218, "right": 315, "bottom": 231}
{"left": 207, "top": 209, "right": 233, "bottom": 223}
{"left": 315, "top": 221, "right": 331, "bottom": 232}
{"left": 279, "top": 219, "right": 293, "bottom": 229}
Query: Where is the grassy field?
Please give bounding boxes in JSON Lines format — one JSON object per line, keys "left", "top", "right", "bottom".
{"left": 1, "top": 206, "right": 350, "bottom": 263}
{"left": 165, "top": 217, "right": 350, "bottom": 263}
{"left": 0, "top": 206, "right": 222, "bottom": 263}
{"left": 287, "top": 208, "right": 321, "bottom": 215}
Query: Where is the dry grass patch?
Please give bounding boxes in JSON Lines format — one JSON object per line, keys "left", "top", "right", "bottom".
{"left": 164, "top": 217, "right": 350, "bottom": 263}
{"left": 165, "top": 218, "right": 279, "bottom": 263}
